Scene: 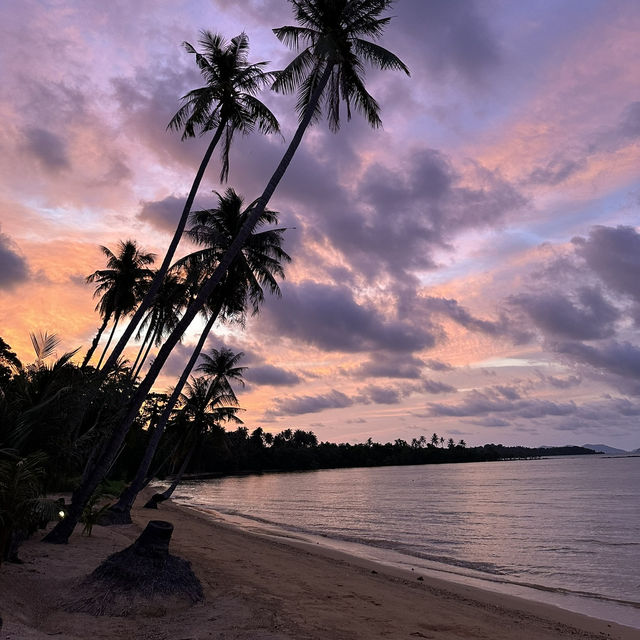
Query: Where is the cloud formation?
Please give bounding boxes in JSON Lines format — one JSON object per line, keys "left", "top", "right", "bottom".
{"left": 1, "top": 0, "right": 639, "bottom": 449}
{"left": 0, "top": 232, "right": 29, "bottom": 289}
{"left": 262, "top": 280, "right": 437, "bottom": 354}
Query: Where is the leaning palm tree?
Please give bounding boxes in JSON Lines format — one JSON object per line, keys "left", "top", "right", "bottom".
{"left": 111, "top": 0, "right": 408, "bottom": 397}
{"left": 82, "top": 241, "right": 155, "bottom": 369}
{"left": 106, "top": 191, "right": 287, "bottom": 523}
{"left": 156, "top": 359, "right": 245, "bottom": 502}
{"left": 45, "top": 1, "right": 406, "bottom": 544}
{"left": 99, "top": 32, "right": 280, "bottom": 377}
{"left": 129, "top": 272, "right": 187, "bottom": 381}
{"left": 161, "top": 375, "right": 243, "bottom": 501}
{"left": 105, "top": 0, "right": 408, "bottom": 433}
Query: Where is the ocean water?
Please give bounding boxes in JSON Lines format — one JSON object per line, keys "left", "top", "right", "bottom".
{"left": 169, "top": 455, "right": 640, "bottom": 628}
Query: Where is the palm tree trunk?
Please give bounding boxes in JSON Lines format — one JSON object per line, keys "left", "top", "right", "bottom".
{"left": 142, "top": 447, "right": 175, "bottom": 489}
{"left": 99, "top": 120, "right": 227, "bottom": 378}
{"left": 44, "top": 66, "right": 332, "bottom": 544}
{"left": 107, "top": 305, "right": 221, "bottom": 522}
{"left": 128, "top": 323, "right": 154, "bottom": 381}
{"left": 82, "top": 314, "right": 111, "bottom": 368}
{"left": 96, "top": 315, "right": 120, "bottom": 370}
{"left": 133, "top": 326, "right": 158, "bottom": 381}
{"left": 160, "top": 441, "right": 197, "bottom": 501}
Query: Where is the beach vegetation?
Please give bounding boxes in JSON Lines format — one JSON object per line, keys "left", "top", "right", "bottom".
{"left": 80, "top": 490, "right": 112, "bottom": 537}
{"left": 158, "top": 429, "right": 599, "bottom": 478}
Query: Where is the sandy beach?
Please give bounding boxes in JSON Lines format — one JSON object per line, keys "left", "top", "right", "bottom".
{"left": 1, "top": 492, "right": 637, "bottom": 640}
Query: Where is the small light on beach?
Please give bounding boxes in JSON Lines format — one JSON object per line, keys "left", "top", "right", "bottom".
{"left": 58, "top": 510, "right": 66, "bottom": 519}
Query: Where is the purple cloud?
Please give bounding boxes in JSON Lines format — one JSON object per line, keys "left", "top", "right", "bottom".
{"left": 554, "top": 340, "right": 640, "bottom": 381}
{"left": 363, "top": 385, "right": 402, "bottom": 405}
{"left": 573, "top": 226, "right": 640, "bottom": 304}
{"left": 356, "top": 354, "right": 425, "bottom": 379}
{"left": 23, "top": 128, "right": 70, "bottom": 172}
{"left": 139, "top": 196, "right": 184, "bottom": 233}
{"left": 269, "top": 389, "right": 354, "bottom": 416}
{"left": 511, "top": 286, "right": 620, "bottom": 341}
{"left": 0, "top": 232, "right": 29, "bottom": 289}
{"left": 422, "top": 296, "right": 505, "bottom": 335}
{"left": 424, "top": 359, "right": 453, "bottom": 372}
{"left": 422, "top": 379, "right": 457, "bottom": 394}
{"left": 390, "top": 0, "right": 500, "bottom": 84}
{"left": 244, "top": 364, "right": 301, "bottom": 387}
{"left": 262, "top": 280, "right": 437, "bottom": 353}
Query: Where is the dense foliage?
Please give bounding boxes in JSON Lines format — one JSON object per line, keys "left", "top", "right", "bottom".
{"left": 165, "top": 426, "right": 599, "bottom": 477}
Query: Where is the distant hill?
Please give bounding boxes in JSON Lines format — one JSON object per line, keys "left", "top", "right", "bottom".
{"left": 582, "top": 443, "right": 629, "bottom": 454}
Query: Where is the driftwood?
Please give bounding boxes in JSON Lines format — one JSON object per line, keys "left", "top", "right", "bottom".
{"left": 66, "top": 520, "right": 203, "bottom": 616}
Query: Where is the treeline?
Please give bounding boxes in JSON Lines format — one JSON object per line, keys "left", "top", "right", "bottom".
{"left": 162, "top": 426, "right": 598, "bottom": 477}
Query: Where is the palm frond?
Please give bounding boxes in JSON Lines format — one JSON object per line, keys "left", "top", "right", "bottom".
{"left": 352, "top": 38, "right": 410, "bottom": 74}
{"left": 30, "top": 331, "right": 61, "bottom": 364}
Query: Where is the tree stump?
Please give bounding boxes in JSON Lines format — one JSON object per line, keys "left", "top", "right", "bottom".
{"left": 134, "top": 520, "right": 173, "bottom": 557}
{"left": 65, "top": 519, "right": 203, "bottom": 616}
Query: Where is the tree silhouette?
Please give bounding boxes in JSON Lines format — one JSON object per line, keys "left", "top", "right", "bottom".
{"left": 157, "top": 371, "right": 243, "bottom": 501}
{"left": 99, "top": 32, "right": 279, "bottom": 376}
{"left": 130, "top": 272, "right": 186, "bottom": 380}
{"left": 83, "top": 241, "right": 155, "bottom": 369}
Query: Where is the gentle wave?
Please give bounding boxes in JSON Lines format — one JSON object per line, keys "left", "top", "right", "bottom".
{"left": 171, "top": 456, "right": 640, "bottom": 627}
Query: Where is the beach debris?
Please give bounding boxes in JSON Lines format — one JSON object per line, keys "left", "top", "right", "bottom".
{"left": 65, "top": 520, "right": 203, "bottom": 616}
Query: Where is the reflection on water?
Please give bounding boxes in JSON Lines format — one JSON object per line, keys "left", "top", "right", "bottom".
{"left": 172, "top": 456, "right": 640, "bottom": 622}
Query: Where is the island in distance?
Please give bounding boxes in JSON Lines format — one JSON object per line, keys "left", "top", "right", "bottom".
{"left": 582, "top": 444, "right": 640, "bottom": 454}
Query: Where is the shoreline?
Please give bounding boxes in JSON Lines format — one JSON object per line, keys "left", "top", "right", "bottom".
{"left": 183, "top": 501, "right": 640, "bottom": 630}
{"left": 1, "top": 492, "right": 638, "bottom": 639}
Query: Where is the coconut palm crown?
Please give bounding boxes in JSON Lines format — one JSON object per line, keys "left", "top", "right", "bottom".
{"left": 185, "top": 188, "right": 290, "bottom": 320}
{"left": 83, "top": 241, "right": 155, "bottom": 369}
{"left": 168, "top": 30, "right": 280, "bottom": 181}
{"left": 272, "top": 0, "right": 409, "bottom": 131}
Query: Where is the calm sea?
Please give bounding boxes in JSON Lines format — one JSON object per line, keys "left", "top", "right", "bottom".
{"left": 170, "top": 455, "right": 640, "bottom": 628}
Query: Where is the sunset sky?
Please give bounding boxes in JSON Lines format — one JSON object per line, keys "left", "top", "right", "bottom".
{"left": 1, "top": 0, "right": 639, "bottom": 449}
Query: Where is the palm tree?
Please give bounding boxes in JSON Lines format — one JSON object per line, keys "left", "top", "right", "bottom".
{"left": 106, "top": 192, "right": 287, "bottom": 523}
{"left": 157, "top": 373, "right": 243, "bottom": 501}
{"left": 82, "top": 241, "right": 155, "bottom": 369}
{"left": 45, "top": 1, "right": 406, "bottom": 543}
{"left": 99, "top": 32, "right": 280, "bottom": 377}
{"left": 157, "top": 350, "right": 245, "bottom": 501}
{"left": 197, "top": 347, "right": 246, "bottom": 397}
